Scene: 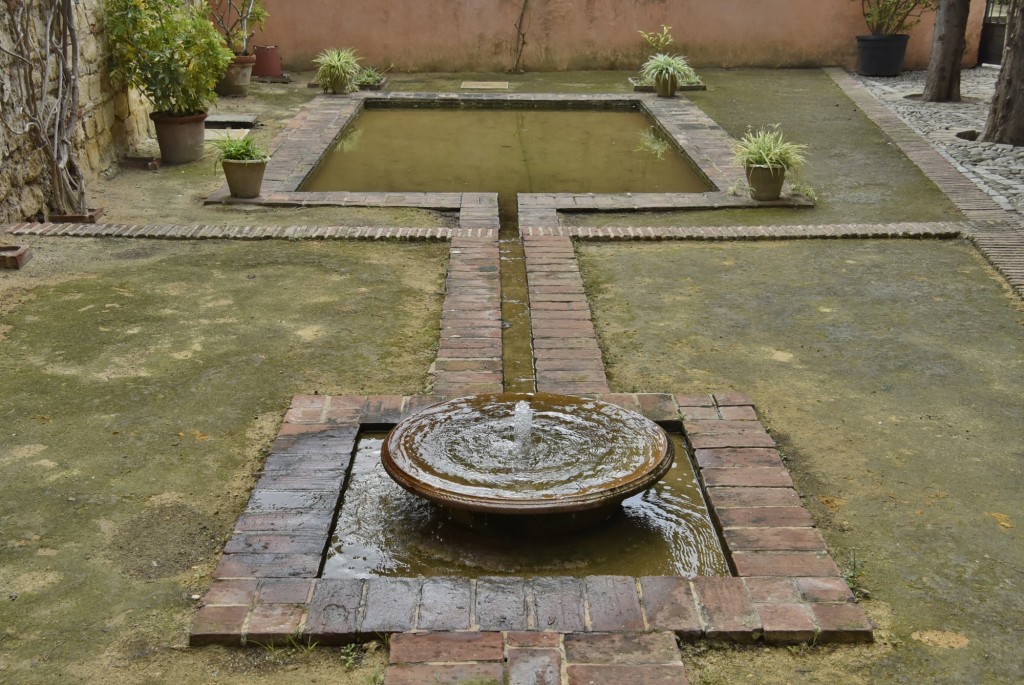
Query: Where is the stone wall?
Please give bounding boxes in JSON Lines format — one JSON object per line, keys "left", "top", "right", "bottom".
{"left": 0, "top": 0, "right": 151, "bottom": 223}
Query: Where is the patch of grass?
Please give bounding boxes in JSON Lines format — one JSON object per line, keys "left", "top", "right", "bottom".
{"left": 842, "top": 549, "right": 871, "bottom": 600}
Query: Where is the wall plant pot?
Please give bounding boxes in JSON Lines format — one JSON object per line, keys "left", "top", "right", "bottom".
{"left": 221, "top": 159, "right": 267, "bottom": 198}
{"left": 856, "top": 34, "right": 910, "bottom": 77}
{"left": 216, "top": 54, "right": 257, "bottom": 97}
{"left": 150, "top": 112, "right": 207, "bottom": 165}
{"left": 745, "top": 164, "right": 786, "bottom": 201}
{"left": 654, "top": 74, "right": 678, "bottom": 98}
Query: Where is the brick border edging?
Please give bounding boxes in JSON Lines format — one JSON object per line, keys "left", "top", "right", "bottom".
{"left": 202, "top": 91, "right": 814, "bottom": 213}
{"left": 5, "top": 220, "right": 966, "bottom": 242}
{"left": 190, "top": 392, "right": 872, "bottom": 647}
{"left": 385, "top": 631, "right": 692, "bottom": 685}
{"left": 825, "top": 68, "right": 1017, "bottom": 226}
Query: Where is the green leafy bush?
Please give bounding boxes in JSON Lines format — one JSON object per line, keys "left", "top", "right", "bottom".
{"left": 639, "top": 53, "right": 700, "bottom": 86}
{"left": 211, "top": 136, "right": 269, "bottom": 162}
{"left": 313, "top": 48, "right": 362, "bottom": 94}
{"left": 209, "top": 0, "right": 269, "bottom": 55}
{"left": 858, "top": 0, "right": 939, "bottom": 35}
{"left": 105, "top": 0, "right": 233, "bottom": 115}
{"left": 732, "top": 125, "right": 808, "bottom": 171}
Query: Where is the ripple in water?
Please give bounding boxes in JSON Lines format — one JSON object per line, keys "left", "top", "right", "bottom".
{"left": 389, "top": 394, "right": 669, "bottom": 499}
{"left": 323, "top": 434, "right": 729, "bottom": 579}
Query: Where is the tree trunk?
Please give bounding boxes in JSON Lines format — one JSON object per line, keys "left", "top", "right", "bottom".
{"left": 923, "top": 0, "right": 972, "bottom": 101}
{"left": 983, "top": 0, "right": 1024, "bottom": 144}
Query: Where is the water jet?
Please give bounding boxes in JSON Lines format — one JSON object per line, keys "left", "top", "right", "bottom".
{"left": 381, "top": 392, "right": 674, "bottom": 533}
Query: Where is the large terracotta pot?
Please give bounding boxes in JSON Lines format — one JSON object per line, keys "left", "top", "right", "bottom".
{"left": 655, "top": 74, "right": 678, "bottom": 98}
{"left": 856, "top": 34, "right": 910, "bottom": 77}
{"left": 216, "top": 54, "right": 257, "bottom": 97}
{"left": 150, "top": 112, "right": 207, "bottom": 165}
{"left": 253, "top": 45, "right": 284, "bottom": 78}
{"left": 221, "top": 159, "right": 267, "bottom": 198}
{"left": 745, "top": 164, "right": 786, "bottom": 201}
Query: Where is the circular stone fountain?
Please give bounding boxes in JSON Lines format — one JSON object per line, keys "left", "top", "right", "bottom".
{"left": 381, "top": 393, "right": 673, "bottom": 533}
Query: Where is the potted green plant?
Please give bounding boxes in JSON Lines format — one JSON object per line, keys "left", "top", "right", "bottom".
{"left": 732, "top": 125, "right": 807, "bottom": 201}
{"left": 105, "top": 0, "right": 233, "bottom": 164}
{"left": 855, "top": 0, "right": 939, "bottom": 76}
{"left": 313, "top": 48, "right": 362, "bottom": 94}
{"left": 640, "top": 53, "right": 699, "bottom": 98}
{"left": 212, "top": 136, "right": 269, "bottom": 198}
{"left": 209, "top": 0, "right": 269, "bottom": 96}
{"left": 355, "top": 65, "right": 390, "bottom": 91}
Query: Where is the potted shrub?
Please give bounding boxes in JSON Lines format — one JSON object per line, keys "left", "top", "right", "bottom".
{"left": 313, "top": 48, "right": 362, "bottom": 94}
{"left": 355, "top": 65, "right": 390, "bottom": 91}
{"left": 640, "top": 53, "right": 699, "bottom": 98}
{"left": 105, "top": 0, "right": 233, "bottom": 164}
{"left": 209, "top": 0, "right": 269, "bottom": 96}
{"left": 856, "top": 0, "right": 939, "bottom": 76}
{"left": 732, "top": 125, "right": 807, "bottom": 201}
{"left": 212, "top": 136, "right": 269, "bottom": 198}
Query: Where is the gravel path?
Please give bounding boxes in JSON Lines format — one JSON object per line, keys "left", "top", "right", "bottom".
{"left": 857, "top": 67, "right": 1024, "bottom": 218}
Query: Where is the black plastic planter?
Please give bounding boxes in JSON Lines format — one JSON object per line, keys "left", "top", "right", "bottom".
{"left": 856, "top": 34, "right": 910, "bottom": 77}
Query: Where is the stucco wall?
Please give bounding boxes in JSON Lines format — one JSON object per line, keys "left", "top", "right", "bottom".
{"left": 0, "top": 0, "right": 150, "bottom": 223}
{"left": 255, "top": 0, "right": 986, "bottom": 72}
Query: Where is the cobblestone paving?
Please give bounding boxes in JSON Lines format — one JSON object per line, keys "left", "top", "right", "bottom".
{"left": 856, "top": 68, "right": 1024, "bottom": 217}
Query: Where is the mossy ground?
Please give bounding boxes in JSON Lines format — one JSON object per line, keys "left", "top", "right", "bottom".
{"left": 580, "top": 239, "right": 1023, "bottom": 683}
{"left": 2, "top": 67, "right": 1019, "bottom": 684}
{"left": 0, "top": 237, "right": 445, "bottom": 684}
{"left": 563, "top": 68, "right": 964, "bottom": 227}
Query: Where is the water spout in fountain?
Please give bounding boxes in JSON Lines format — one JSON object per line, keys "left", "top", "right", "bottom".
{"left": 513, "top": 400, "right": 532, "bottom": 459}
{"left": 380, "top": 393, "right": 673, "bottom": 533}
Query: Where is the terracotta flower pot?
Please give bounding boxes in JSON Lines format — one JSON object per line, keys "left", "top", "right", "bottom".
{"left": 216, "top": 54, "right": 257, "bottom": 97}
{"left": 150, "top": 112, "right": 207, "bottom": 165}
{"left": 253, "top": 45, "right": 283, "bottom": 78}
{"left": 655, "top": 74, "right": 678, "bottom": 98}
{"left": 221, "top": 159, "right": 267, "bottom": 198}
{"left": 745, "top": 165, "right": 787, "bottom": 201}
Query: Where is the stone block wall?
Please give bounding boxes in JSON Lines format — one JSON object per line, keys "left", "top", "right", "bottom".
{"left": 0, "top": 0, "right": 151, "bottom": 223}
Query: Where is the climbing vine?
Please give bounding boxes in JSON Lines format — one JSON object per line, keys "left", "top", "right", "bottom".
{"left": 0, "top": 0, "right": 86, "bottom": 216}
{"left": 511, "top": 0, "right": 529, "bottom": 72}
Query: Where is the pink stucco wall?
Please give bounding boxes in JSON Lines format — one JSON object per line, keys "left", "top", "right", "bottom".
{"left": 254, "top": 0, "right": 986, "bottom": 72}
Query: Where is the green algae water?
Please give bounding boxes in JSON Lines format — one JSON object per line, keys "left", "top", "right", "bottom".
{"left": 299, "top": 109, "right": 713, "bottom": 393}
{"left": 299, "top": 109, "right": 711, "bottom": 196}
{"left": 322, "top": 434, "right": 728, "bottom": 579}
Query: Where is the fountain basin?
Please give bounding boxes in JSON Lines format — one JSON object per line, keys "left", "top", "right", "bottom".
{"left": 380, "top": 393, "right": 674, "bottom": 532}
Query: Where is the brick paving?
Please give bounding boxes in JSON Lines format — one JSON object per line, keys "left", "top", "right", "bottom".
{"left": 190, "top": 392, "right": 871, "bottom": 651}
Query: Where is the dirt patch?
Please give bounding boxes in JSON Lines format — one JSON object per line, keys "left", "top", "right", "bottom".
{"left": 912, "top": 631, "right": 970, "bottom": 649}
{"left": 581, "top": 238, "right": 1024, "bottom": 683}
{"left": 108, "top": 502, "right": 226, "bottom": 580}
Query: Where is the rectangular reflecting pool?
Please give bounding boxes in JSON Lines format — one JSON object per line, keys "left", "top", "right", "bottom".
{"left": 322, "top": 433, "right": 728, "bottom": 579}
{"left": 299, "top": 109, "right": 713, "bottom": 197}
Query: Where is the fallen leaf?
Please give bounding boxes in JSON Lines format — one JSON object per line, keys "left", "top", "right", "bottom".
{"left": 818, "top": 495, "right": 847, "bottom": 513}
{"left": 911, "top": 630, "right": 969, "bottom": 649}
{"left": 986, "top": 512, "right": 1012, "bottom": 529}
{"left": 192, "top": 431, "right": 210, "bottom": 442}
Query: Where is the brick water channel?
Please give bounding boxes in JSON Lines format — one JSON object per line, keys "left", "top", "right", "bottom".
{"left": 5, "top": 76, "right": 1024, "bottom": 685}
